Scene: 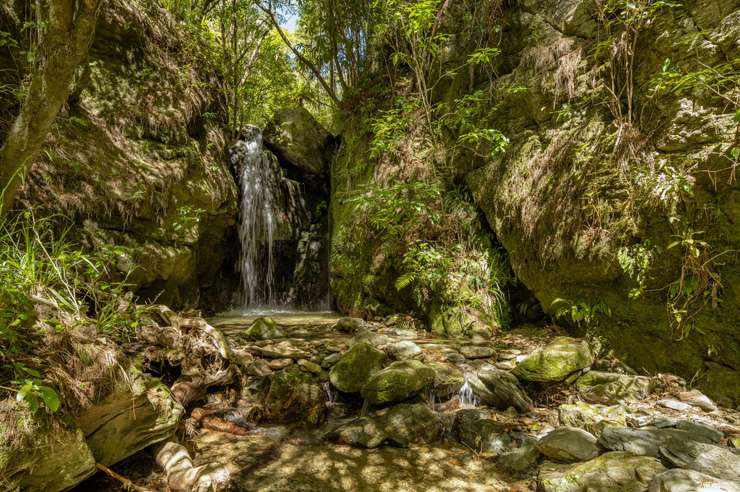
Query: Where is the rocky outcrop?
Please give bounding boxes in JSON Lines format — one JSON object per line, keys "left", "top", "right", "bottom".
{"left": 11, "top": 0, "right": 237, "bottom": 309}
{"left": 263, "top": 107, "right": 334, "bottom": 175}
{"left": 75, "top": 365, "right": 183, "bottom": 466}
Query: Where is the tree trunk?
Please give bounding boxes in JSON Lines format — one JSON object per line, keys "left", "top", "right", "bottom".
{"left": 0, "top": 0, "right": 102, "bottom": 215}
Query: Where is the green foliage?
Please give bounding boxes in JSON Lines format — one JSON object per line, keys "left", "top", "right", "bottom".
{"left": 368, "top": 97, "right": 419, "bottom": 158}
{"left": 617, "top": 241, "right": 656, "bottom": 298}
{"left": 338, "top": 180, "right": 511, "bottom": 326}
{"left": 551, "top": 297, "right": 612, "bottom": 327}
{"left": 0, "top": 211, "right": 144, "bottom": 408}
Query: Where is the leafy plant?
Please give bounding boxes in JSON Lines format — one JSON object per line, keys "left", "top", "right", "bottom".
{"left": 551, "top": 297, "right": 612, "bottom": 327}
{"left": 617, "top": 241, "right": 656, "bottom": 298}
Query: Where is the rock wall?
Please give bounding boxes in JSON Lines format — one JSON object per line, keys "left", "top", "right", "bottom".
{"left": 6, "top": 0, "right": 238, "bottom": 309}
{"left": 332, "top": 0, "right": 739, "bottom": 404}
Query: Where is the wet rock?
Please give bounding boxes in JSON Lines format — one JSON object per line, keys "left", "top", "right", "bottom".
{"left": 244, "top": 316, "right": 285, "bottom": 340}
{"left": 445, "top": 352, "right": 467, "bottom": 364}
{"left": 352, "top": 329, "right": 391, "bottom": 347}
{"left": 328, "top": 416, "right": 387, "bottom": 448}
{"left": 298, "top": 359, "right": 322, "bottom": 374}
{"left": 648, "top": 469, "right": 740, "bottom": 492}
{"left": 575, "top": 370, "right": 652, "bottom": 404}
{"left": 269, "top": 358, "right": 293, "bottom": 370}
{"left": 379, "top": 403, "right": 444, "bottom": 447}
{"left": 76, "top": 366, "right": 183, "bottom": 466}
{"left": 386, "top": 340, "right": 422, "bottom": 360}
{"left": 678, "top": 389, "right": 718, "bottom": 412}
{"left": 536, "top": 427, "right": 600, "bottom": 462}
{"left": 361, "top": 360, "right": 435, "bottom": 405}
{"left": 512, "top": 337, "right": 593, "bottom": 382}
{"left": 453, "top": 409, "right": 512, "bottom": 454}
{"left": 262, "top": 366, "right": 326, "bottom": 425}
{"left": 496, "top": 360, "right": 517, "bottom": 370}
{"left": 256, "top": 341, "right": 310, "bottom": 360}
{"left": 598, "top": 426, "right": 715, "bottom": 457}
{"left": 497, "top": 439, "right": 541, "bottom": 477}
{"left": 468, "top": 365, "right": 533, "bottom": 412}
{"left": 246, "top": 359, "right": 273, "bottom": 377}
{"left": 658, "top": 399, "right": 692, "bottom": 412}
{"left": 498, "top": 349, "right": 522, "bottom": 361}
{"left": 320, "top": 352, "right": 341, "bottom": 368}
{"left": 335, "top": 317, "right": 367, "bottom": 333}
{"left": 558, "top": 402, "right": 626, "bottom": 435}
{"left": 328, "top": 403, "right": 443, "bottom": 448}
{"left": 538, "top": 452, "right": 665, "bottom": 492}
{"left": 460, "top": 345, "right": 495, "bottom": 359}
{"left": 428, "top": 361, "right": 465, "bottom": 398}
{"left": 659, "top": 439, "right": 740, "bottom": 481}
{"left": 263, "top": 107, "right": 333, "bottom": 175}
{"left": 329, "top": 342, "right": 387, "bottom": 393}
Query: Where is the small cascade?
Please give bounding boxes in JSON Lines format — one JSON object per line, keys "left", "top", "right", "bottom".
{"left": 229, "top": 126, "right": 307, "bottom": 307}
{"left": 459, "top": 373, "right": 479, "bottom": 408}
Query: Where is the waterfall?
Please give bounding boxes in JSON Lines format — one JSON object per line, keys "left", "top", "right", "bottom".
{"left": 230, "top": 126, "right": 296, "bottom": 307}
{"left": 229, "top": 125, "right": 330, "bottom": 310}
{"left": 459, "top": 373, "right": 479, "bottom": 408}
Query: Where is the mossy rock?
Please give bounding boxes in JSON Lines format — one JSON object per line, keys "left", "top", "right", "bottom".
{"left": 329, "top": 342, "right": 387, "bottom": 393}
{"left": 513, "top": 337, "right": 593, "bottom": 382}
{"left": 575, "top": 371, "right": 652, "bottom": 404}
{"left": 557, "top": 402, "right": 627, "bottom": 435}
{"left": 0, "top": 404, "right": 96, "bottom": 492}
{"left": 263, "top": 366, "right": 327, "bottom": 425}
{"left": 244, "top": 317, "right": 285, "bottom": 340}
{"left": 361, "top": 360, "right": 435, "bottom": 405}
{"left": 538, "top": 451, "right": 665, "bottom": 492}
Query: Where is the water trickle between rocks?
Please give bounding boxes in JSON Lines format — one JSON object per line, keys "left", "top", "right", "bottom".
{"left": 459, "top": 373, "right": 479, "bottom": 408}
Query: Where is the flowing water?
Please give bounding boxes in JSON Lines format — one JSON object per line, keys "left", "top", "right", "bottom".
{"left": 458, "top": 373, "right": 479, "bottom": 408}
{"left": 230, "top": 126, "right": 307, "bottom": 308}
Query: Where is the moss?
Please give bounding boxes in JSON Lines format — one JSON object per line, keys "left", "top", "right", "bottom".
{"left": 512, "top": 337, "right": 593, "bottom": 382}
{"left": 361, "top": 360, "right": 435, "bottom": 405}
{"left": 329, "top": 342, "right": 387, "bottom": 393}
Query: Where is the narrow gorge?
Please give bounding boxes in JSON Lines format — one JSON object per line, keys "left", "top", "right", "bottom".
{"left": 0, "top": 0, "right": 738, "bottom": 491}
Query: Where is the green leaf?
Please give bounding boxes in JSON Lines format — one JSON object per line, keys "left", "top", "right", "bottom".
{"left": 37, "top": 386, "right": 61, "bottom": 412}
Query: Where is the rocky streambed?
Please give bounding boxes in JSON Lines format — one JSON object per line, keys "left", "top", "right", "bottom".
{"left": 74, "top": 313, "right": 740, "bottom": 492}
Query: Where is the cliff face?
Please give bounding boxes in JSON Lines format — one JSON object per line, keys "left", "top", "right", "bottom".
{"left": 9, "top": 0, "right": 238, "bottom": 308}
{"left": 332, "top": 0, "right": 739, "bottom": 404}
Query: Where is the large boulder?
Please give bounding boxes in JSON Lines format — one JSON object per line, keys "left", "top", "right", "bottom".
{"left": 361, "top": 360, "right": 435, "bottom": 405}
{"left": 261, "top": 366, "right": 327, "bottom": 425}
{"left": 244, "top": 317, "right": 285, "bottom": 340}
{"left": 575, "top": 371, "right": 652, "bottom": 404}
{"left": 512, "top": 337, "right": 593, "bottom": 382}
{"left": 327, "top": 403, "right": 443, "bottom": 448}
{"left": 536, "top": 427, "right": 600, "bottom": 462}
{"left": 75, "top": 366, "right": 184, "bottom": 466}
{"left": 648, "top": 469, "right": 740, "bottom": 492}
{"left": 538, "top": 451, "right": 666, "bottom": 492}
{"left": 453, "top": 409, "right": 512, "bottom": 454}
{"left": 659, "top": 439, "right": 740, "bottom": 481}
{"left": 263, "top": 107, "right": 333, "bottom": 175}
{"left": 599, "top": 426, "right": 716, "bottom": 458}
{"left": 329, "top": 342, "right": 387, "bottom": 393}
{"left": 468, "top": 365, "right": 533, "bottom": 412}
{"left": 0, "top": 404, "right": 96, "bottom": 492}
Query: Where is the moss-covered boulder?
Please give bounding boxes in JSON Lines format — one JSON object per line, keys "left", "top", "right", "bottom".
{"left": 453, "top": 409, "right": 512, "bottom": 454}
{"left": 361, "top": 360, "right": 435, "bottom": 405}
{"left": 469, "top": 365, "right": 533, "bottom": 412}
{"left": 244, "top": 317, "right": 285, "bottom": 340}
{"left": 538, "top": 452, "right": 666, "bottom": 492}
{"left": 329, "top": 342, "right": 387, "bottom": 393}
{"left": 327, "top": 403, "right": 443, "bottom": 448}
{"left": 262, "top": 366, "right": 327, "bottom": 425}
{"left": 75, "top": 365, "right": 184, "bottom": 465}
{"left": 0, "top": 402, "right": 96, "bottom": 492}
{"left": 263, "top": 107, "right": 333, "bottom": 175}
{"left": 512, "top": 337, "right": 593, "bottom": 382}
{"left": 575, "top": 371, "right": 653, "bottom": 404}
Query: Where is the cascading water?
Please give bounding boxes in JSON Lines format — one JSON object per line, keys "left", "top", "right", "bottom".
{"left": 230, "top": 126, "right": 307, "bottom": 308}
{"left": 459, "top": 373, "right": 479, "bottom": 408}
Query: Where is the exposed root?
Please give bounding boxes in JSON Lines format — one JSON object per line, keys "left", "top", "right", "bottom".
{"left": 95, "top": 463, "right": 154, "bottom": 492}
